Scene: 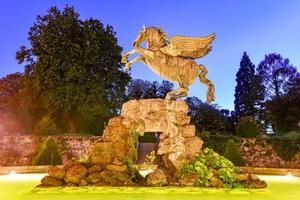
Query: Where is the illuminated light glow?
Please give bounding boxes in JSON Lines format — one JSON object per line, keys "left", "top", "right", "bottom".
{"left": 0, "top": 172, "right": 46, "bottom": 181}
{"left": 139, "top": 169, "right": 154, "bottom": 177}
{"left": 258, "top": 174, "right": 299, "bottom": 182}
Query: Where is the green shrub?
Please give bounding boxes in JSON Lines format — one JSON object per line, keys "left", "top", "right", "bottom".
{"left": 202, "top": 135, "right": 238, "bottom": 155}
{"left": 281, "top": 131, "right": 300, "bottom": 140}
{"left": 235, "top": 116, "right": 260, "bottom": 138}
{"left": 268, "top": 137, "right": 300, "bottom": 161}
{"left": 224, "top": 139, "right": 245, "bottom": 166}
{"left": 33, "top": 138, "right": 62, "bottom": 165}
{"left": 181, "top": 148, "right": 240, "bottom": 188}
{"left": 34, "top": 116, "right": 59, "bottom": 135}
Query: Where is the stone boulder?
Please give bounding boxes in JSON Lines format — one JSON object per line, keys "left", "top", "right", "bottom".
{"left": 64, "top": 164, "right": 88, "bottom": 184}
{"left": 48, "top": 166, "right": 65, "bottom": 180}
{"left": 146, "top": 169, "right": 167, "bottom": 186}
{"left": 88, "top": 164, "right": 103, "bottom": 174}
{"left": 99, "top": 171, "right": 133, "bottom": 186}
{"left": 179, "top": 172, "right": 199, "bottom": 186}
{"left": 40, "top": 176, "right": 63, "bottom": 187}
{"left": 209, "top": 176, "right": 224, "bottom": 188}
{"left": 87, "top": 172, "right": 102, "bottom": 184}
{"left": 63, "top": 159, "right": 81, "bottom": 171}
{"left": 106, "top": 164, "right": 127, "bottom": 172}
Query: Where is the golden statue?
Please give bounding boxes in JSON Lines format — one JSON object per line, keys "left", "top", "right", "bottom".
{"left": 122, "top": 26, "right": 216, "bottom": 102}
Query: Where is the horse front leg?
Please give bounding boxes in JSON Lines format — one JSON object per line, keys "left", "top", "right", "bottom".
{"left": 165, "top": 87, "right": 188, "bottom": 100}
{"left": 133, "top": 43, "right": 155, "bottom": 60}
{"left": 124, "top": 56, "right": 144, "bottom": 73}
{"left": 121, "top": 49, "right": 137, "bottom": 64}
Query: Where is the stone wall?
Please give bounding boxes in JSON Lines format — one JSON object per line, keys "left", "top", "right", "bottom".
{"left": 240, "top": 138, "right": 300, "bottom": 168}
{"left": 2, "top": 134, "right": 300, "bottom": 168}
{"left": 0, "top": 134, "right": 99, "bottom": 166}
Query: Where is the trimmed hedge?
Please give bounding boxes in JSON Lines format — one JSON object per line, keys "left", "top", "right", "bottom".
{"left": 33, "top": 137, "right": 62, "bottom": 165}
{"left": 224, "top": 139, "right": 245, "bottom": 166}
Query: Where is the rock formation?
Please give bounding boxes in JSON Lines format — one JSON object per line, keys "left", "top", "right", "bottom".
{"left": 90, "top": 99, "right": 203, "bottom": 176}
{"left": 38, "top": 99, "right": 266, "bottom": 189}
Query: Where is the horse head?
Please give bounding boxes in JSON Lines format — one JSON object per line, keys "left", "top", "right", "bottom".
{"left": 133, "top": 26, "right": 169, "bottom": 49}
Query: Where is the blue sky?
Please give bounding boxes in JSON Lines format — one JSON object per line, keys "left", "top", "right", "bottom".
{"left": 0, "top": 0, "right": 299, "bottom": 110}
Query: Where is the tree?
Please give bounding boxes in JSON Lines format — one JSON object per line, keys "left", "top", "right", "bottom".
{"left": 16, "top": 6, "right": 130, "bottom": 134}
{"left": 186, "top": 96, "right": 231, "bottom": 134}
{"left": 257, "top": 53, "right": 298, "bottom": 99}
{"left": 235, "top": 116, "right": 261, "bottom": 137}
{"left": 257, "top": 53, "right": 299, "bottom": 134}
{"left": 33, "top": 116, "right": 59, "bottom": 135}
{"left": 0, "top": 73, "right": 31, "bottom": 134}
{"left": 234, "top": 52, "right": 263, "bottom": 120}
{"left": 264, "top": 75, "right": 300, "bottom": 134}
{"left": 127, "top": 79, "right": 174, "bottom": 100}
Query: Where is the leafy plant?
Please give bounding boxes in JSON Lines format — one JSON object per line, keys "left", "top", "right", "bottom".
{"left": 129, "top": 129, "right": 139, "bottom": 161}
{"left": 33, "top": 138, "right": 62, "bottom": 165}
{"left": 224, "top": 139, "right": 245, "bottom": 166}
{"left": 181, "top": 148, "right": 240, "bottom": 188}
{"left": 125, "top": 157, "right": 139, "bottom": 179}
{"left": 144, "top": 151, "right": 156, "bottom": 165}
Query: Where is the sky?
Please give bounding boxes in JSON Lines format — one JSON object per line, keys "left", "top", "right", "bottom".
{"left": 0, "top": 0, "right": 299, "bottom": 110}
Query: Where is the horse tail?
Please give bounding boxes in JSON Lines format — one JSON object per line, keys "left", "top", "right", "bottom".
{"left": 198, "top": 64, "right": 215, "bottom": 103}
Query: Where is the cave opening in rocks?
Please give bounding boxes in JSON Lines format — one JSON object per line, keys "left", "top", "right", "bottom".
{"left": 136, "top": 132, "right": 161, "bottom": 164}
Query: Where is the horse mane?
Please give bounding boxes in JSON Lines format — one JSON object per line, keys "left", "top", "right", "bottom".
{"left": 146, "top": 26, "right": 169, "bottom": 44}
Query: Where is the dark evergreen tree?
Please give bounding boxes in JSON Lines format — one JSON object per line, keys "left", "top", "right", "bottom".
{"left": 257, "top": 53, "right": 298, "bottom": 99}
{"left": 257, "top": 53, "right": 299, "bottom": 134}
{"left": 234, "top": 52, "right": 263, "bottom": 120}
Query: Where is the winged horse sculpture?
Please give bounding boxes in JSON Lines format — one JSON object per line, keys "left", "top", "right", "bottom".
{"left": 122, "top": 26, "right": 216, "bottom": 102}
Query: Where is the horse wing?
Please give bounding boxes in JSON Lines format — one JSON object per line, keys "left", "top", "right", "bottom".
{"left": 168, "top": 33, "right": 216, "bottom": 59}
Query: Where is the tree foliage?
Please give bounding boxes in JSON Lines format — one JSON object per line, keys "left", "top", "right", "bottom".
{"left": 257, "top": 53, "right": 298, "bottom": 99}
{"left": 16, "top": 6, "right": 130, "bottom": 134}
{"left": 264, "top": 76, "right": 300, "bottom": 134}
{"left": 0, "top": 73, "right": 31, "bottom": 134}
{"left": 186, "top": 96, "right": 233, "bottom": 134}
{"left": 257, "top": 53, "right": 300, "bottom": 134}
{"left": 234, "top": 52, "right": 263, "bottom": 120}
{"left": 127, "top": 79, "right": 174, "bottom": 100}
{"left": 33, "top": 116, "right": 59, "bottom": 135}
{"left": 235, "top": 116, "right": 261, "bottom": 137}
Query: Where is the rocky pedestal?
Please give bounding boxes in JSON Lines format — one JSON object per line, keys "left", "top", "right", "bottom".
{"left": 90, "top": 99, "right": 203, "bottom": 176}
{"left": 38, "top": 99, "right": 266, "bottom": 189}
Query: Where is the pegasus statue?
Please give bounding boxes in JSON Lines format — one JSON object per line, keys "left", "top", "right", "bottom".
{"left": 121, "top": 26, "right": 216, "bottom": 102}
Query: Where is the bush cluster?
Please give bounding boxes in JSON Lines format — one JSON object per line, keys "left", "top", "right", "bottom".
{"left": 181, "top": 148, "right": 243, "bottom": 188}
